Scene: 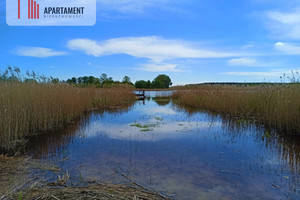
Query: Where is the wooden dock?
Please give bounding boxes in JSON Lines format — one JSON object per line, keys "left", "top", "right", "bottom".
{"left": 135, "top": 91, "right": 145, "bottom": 100}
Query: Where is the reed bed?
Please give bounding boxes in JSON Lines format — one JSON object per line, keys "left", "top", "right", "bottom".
{"left": 172, "top": 84, "right": 300, "bottom": 134}
{"left": 0, "top": 82, "right": 134, "bottom": 151}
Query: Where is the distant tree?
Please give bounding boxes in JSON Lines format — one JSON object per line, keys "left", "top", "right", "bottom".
{"left": 88, "top": 76, "right": 100, "bottom": 85}
{"left": 81, "top": 76, "right": 89, "bottom": 84}
{"left": 24, "top": 78, "right": 38, "bottom": 83}
{"left": 99, "top": 73, "right": 114, "bottom": 85}
{"left": 135, "top": 80, "right": 148, "bottom": 88}
{"left": 151, "top": 74, "right": 172, "bottom": 89}
{"left": 146, "top": 80, "right": 151, "bottom": 88}
{"left": 100, "top": 73, "right": 108, "bottom": 83}
{"left": 51, "top": 78, "right": 60, "bottom": 84}
{"left": 122, "top": 76, "right": 131, "bottom": 83}
{"left": 69, "top": 77, "right": 77, "bottom": 84}
{"left": 77, "top": 77, "right": 83, "bottom": 84}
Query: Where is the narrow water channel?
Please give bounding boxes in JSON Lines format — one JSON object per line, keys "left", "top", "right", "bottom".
{"left": 26, "top": 91, "right": 300, "bottom": 200}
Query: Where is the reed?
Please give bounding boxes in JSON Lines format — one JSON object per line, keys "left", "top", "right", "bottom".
{"left": 0, "top": 81, "right": 134, "bottom": 151}
{"left": 172, "top": 84, "right": 300, "bottom": 134}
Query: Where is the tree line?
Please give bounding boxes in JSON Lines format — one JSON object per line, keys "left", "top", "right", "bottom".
{"left": 135, "top": 74, "right": 172, "bottom": 89}
{"left": 67, "top": 74, "right": 172, "bottom": 89}
{"left": 66, "top": 73, "right": 133, "bottom": 87}
{"left": 1, "top": 67, "right": 172, "bottom": 89}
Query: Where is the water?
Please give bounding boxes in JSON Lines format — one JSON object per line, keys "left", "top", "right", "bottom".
{"left": 26, "top": 91, "right": 300, "bottom": 200}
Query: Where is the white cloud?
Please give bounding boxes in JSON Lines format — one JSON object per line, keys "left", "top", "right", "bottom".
{"left": 140, "top": 62, "right": 181, "bottom": 72}
{"left": 227, "top": 57, "right": 257, "bottom": 66}
{"left": 141, "top": 106, "right": 177, "bottom": 115}
{"left": 16, "top": 47, "right": 67, "bottom": 58}
{"left": 67, "top": 37, "right": 238, "bottom": 62}
{"left": 97, "top": 0, "right": 183, "bottom": 15}
{"left": 67, "top": 36, "right": 240, "bottom": 72}
{"left": 274, "top": 42, "right": 300, "bottom": 54}
{"left": 266, "top": 8, "right": 300, "bottom": 39}
{"left": 242, "top": 42, "right": 256, "bottom": 50}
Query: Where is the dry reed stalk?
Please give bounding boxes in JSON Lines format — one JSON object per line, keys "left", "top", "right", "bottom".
{"left": 173, "top": 84, "right": 300, "bottom": 134}
{"left": 0, "top": 82, "right": 134, "bottom": 151}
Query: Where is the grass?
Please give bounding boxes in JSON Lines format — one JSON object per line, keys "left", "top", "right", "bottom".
{"left": 0, "top": 81, "right": 134, "bottom": 152}
{"left": 172, "top": 84, "right": 300, "bottom": 134}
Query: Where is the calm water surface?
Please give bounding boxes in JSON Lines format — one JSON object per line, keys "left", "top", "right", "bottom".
{"left": 27, "top": 91, "right": 300, "bottom": 200}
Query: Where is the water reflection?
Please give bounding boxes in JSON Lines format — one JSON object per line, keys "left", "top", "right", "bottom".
{"left": 81, "top": 116, "right": 221, "bottom": 141}
{"left": 153, "top": 97, "right": 171, "bottom": 106}
{"left": 175, "top": 102, "right": 300, "bottom": 174}
{"left": 26, "top": 91, "right": 300, "bottom": 200}
{"left": 26, "top": 103, "right": 134, "bottom": 159}
{"left": 26, "top": 116, "right": 86, "bottom": 159}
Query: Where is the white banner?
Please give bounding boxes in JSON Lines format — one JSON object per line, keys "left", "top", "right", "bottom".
{"left": 6, "top": 0, "right": 96, "bottom": 26}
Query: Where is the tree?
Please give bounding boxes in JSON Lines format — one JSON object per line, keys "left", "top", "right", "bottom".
{"left": 135, "top": 80, "right": 148, "bottom": 88}
{"left": 146, "top": 80, "right": 151, "bottom": 88}
{"left": 71, "top": 77, "right": 77, "bottom": 84}
{"left": 100, "top": 73, "right": 114, "bottom": 85}
{"left": 67, "top": 77, "right": 77, "bottom": 84}
{"left": 100, "top": 73, "right": 108, "bottom": 83}
{"left": 151, "top": 74, "right": 172, "bottom": 89}
{"left": 88, "top": 76, "right": 100, "bottom": 85}
{"left": 122, "top": 76, "right": 131, "bottom": 83}
{"left": 51, "top": 78, "right": 60, "bottom": 84}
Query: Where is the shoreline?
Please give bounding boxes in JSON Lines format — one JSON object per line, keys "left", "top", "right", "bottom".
{"left": 0, "top": 155, "right": 170, "bottom": 200}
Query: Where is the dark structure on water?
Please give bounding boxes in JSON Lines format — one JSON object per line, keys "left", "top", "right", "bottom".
{"left": 135, "top": 90, "right": 145, "bottom": 100}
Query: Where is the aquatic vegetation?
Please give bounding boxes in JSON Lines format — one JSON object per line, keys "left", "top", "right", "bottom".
{"left": 262, "top": 131, "right": 272, "bottom": 140}
{"left": 172, "top": 84, "right": 300, "bottom": 134}
{"left": 154, "top": 117, "right": 163, "bottom": 121}
{"left": 236, "top": 119, "right": 251, "bottom": 127}
{"left": 130, "top": 118, "right": 164, "bottom": 132}
{"left": 0, "top": 81, "right": 135, "bottom": 152}
{"left": 140, "top": 128, "right": 152, "bottom": 132}
{"left": 130, "top": 123, "right": 158, "bottom": 131}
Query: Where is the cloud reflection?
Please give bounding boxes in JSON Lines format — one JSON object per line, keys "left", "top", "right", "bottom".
{"left": 140, "top": 106, "right": 177, "bottom": 115}
{"left": 82, "top": 118, "right": 220, "bottom": 141}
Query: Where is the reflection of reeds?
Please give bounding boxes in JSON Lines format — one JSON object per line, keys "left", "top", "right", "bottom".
{"left": 26, "top": 104, "right": 135, "bottom": 159}
{"left": 0, "top": 82, "right": 134, "bottom": 151}
{"left": 152, "top": 97, "right": 171, "bottom": 106}
{"left": 172, "top": 84, "right": 300, "bottom": 134}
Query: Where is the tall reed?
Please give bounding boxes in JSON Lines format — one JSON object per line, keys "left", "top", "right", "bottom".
{"left": 0, "top": 81, "right": 134, "bottom": 151}
{"left": 172, "top": 84, "right": 300, "bottom": 134}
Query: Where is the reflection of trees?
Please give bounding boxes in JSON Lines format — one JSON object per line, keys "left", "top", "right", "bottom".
{"left": 172, "top": 101, "right": 300, "bottom": 177}
{"left": 26, "top": 103, "right": 135, "bottom": 159}
{"left": 152, "top": 97, "right": 171, "bottom": 106}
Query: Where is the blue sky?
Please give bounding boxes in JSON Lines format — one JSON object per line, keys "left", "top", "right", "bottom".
{"left": 1, "top": 0, "right": 300, "bottom": 85}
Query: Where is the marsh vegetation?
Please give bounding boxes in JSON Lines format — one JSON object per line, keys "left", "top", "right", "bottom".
{"left": 2, "top": 67, "right": 300, "bottom": 199}
{"left": 172, "top": 84, "right": 300, "bottom": 135}
{"left": 0, "top": 68, "right": 135, "bottom": 152}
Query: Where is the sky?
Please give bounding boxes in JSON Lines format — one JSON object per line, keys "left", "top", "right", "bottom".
{"left": 1, "top": 0, "right": 300, "bottom": 85}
